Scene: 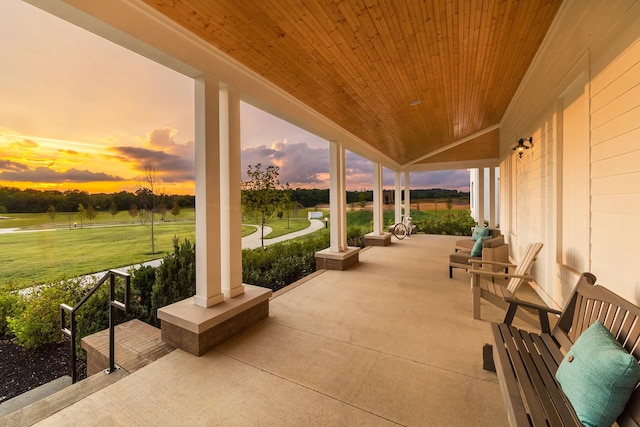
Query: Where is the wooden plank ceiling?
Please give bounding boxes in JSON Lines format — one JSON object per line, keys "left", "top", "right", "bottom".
{"left": 143, "top": 0, "right": 562, "bottom": 167}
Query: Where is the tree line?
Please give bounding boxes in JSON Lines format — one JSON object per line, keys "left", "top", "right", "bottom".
{"left": 0, "top": 186, "right": 195, "bottom": 214}
{"left": 289, "top": 188, "right": 470, "bottom": 207}
{"left": 0, "top": 186, "right": 468, "bottom": 215}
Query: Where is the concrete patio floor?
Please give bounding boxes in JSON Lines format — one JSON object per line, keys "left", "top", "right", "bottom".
{"left": 31, "top": 234, "right": 538, "bottom": 426}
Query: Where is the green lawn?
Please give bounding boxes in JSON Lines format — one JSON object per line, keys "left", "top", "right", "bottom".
{"left": 0, "top": 209, "right": 316, "bottom": 289}
{"left": 263, "top": 216, "right": 311, "bottom": 238}
{"left": 0, "top": 222, "right": 197, "bottom": 288}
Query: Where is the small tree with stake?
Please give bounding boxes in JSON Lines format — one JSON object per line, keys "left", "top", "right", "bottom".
{"left": 136, "top": 162, "right": 165, "bottom": 254}
{"left": 241, "top": 163, "right": 290, "bottom": 249}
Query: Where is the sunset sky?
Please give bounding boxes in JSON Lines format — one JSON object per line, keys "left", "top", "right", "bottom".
{"left": 0, "top": 0, "right": 470, "bottom": 195}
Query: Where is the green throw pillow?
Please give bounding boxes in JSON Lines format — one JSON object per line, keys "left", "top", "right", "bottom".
{"left": 471, "top": 226, "right": 489, "bottom": 241}
{"left": 471, "top": 236, "right": 488, "bottom": 257}
{"left": 556, "top": 320, "right": 640, "bottom": 427}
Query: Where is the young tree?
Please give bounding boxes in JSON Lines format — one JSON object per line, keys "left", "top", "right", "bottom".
{"left": 358, "top": 191, "right": 367, "bottom": 209}
{"left": 128, "top": 203, "right": 139, "bottom": 223}
{"left": 77, "top": 203, "right": 86, "bottom": 228}
{"left": 241, "top": 163, "right": 290, "bottom": 248}
{"left": 47, "top": 204, "right": 56, "bottom": 222}
{"left": 109, "top": 201, "right": 119, "bottom": 219}
{"left": 85, "top": 205, "right": 97, "bottom": 225}
{"left": 136, "top": 162, "right": 165, "bottom": 254}
{"left": 170, "top": 201, "right": 181, "bottom": 220}
{"left": 157, "top": 202, "right": 167, "bottom": 222}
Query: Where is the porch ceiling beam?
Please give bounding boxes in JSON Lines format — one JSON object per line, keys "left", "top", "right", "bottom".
{"left": 403, "top": 124, "right": 501, "bottom": 168}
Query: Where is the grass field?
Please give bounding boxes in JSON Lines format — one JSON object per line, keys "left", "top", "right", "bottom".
{"left": 0, "top": 209, "right": 313, "bottom": 289}
{"left": 0, "top": 222, "right": 197, "bottom": 287}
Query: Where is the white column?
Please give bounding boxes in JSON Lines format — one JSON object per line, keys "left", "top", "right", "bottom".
{"left": 372, "top": 162, "right": 383, "bottom": 235}
{"left": 477, "top": 168, "right": 486, "bottom": 226}
{"left": 194, "top": 76, "right": 224, "bottom": 308}
{"left": 489, "top": 167, "right": 497, "bottom": 228}
{"left": 219, "top": 86, "right": 244, "bottom": 298}
{"left": 329, "top": 141, "right": 347, "bottom": 252}
{"left": 403, "top": 172, "right": 411, "bottom": 220}
{"left": 394, "top": 172, "right": 402, "bottom": 224}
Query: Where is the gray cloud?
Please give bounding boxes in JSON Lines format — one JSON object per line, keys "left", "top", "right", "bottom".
{"left": 240, "top": 140, "right": 470, "bottom": 191}
{"left": 241, "top": 141, "right": 330, "bottom": 187}
{"left": 0, "top": 159, "right": 31, "bottom": 173}
{"left": 0, "top": 166, "right": 123, "bottom": 183}
{"left": 111, "top": 127, "right": 196, "bottom": 183}
{"left": 110, "top": 146, "right": 194, "bottom": 183}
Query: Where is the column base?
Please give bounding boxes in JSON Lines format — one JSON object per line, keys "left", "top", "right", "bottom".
{"left": 157, "top": 284, "right": 271, "bottom": 356}
{"left": 364, "top": 232, "right": 392, "bottom": 246}
{"left": 315, "top": 247, "right": 360, "bottom": 270}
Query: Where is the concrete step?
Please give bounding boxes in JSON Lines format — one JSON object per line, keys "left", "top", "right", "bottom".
{"left": 0, "top": 376, "right": 72, "bottom": 418}
{"left": 1, "top": 368, "right": 127, "bottom": 426}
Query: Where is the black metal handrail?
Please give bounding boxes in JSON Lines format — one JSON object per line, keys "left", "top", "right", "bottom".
{"left": 60, "top": 270, "right": 130, "bottom": 383}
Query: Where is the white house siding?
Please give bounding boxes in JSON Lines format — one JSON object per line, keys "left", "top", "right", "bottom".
{"left": 500, "top": 0, "right": 640, "bottom": 307}
{"left": 590, "top": 38, "right": 640, "bottom": 304}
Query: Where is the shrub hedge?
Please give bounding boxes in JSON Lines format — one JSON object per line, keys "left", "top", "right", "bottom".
{"left": 414, "top": 211, "right": 475, "bottom": 236}
{"left": 242, "top": 232, "right": 330, "bottom": 292}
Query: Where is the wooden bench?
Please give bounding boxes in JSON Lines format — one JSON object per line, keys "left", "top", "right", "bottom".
{"left": 491, "top": 272, "right": 640, "bottom": 426}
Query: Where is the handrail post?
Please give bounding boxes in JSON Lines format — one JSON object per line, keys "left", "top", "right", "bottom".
{"left": 70, "top": 312, "right": 77, "bottom": 383}
{"left": 108, "top": 273, "right": 117, "bottom": 374}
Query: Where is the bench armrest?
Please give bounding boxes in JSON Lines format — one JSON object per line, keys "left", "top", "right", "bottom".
{"left": 504, "top": 297, "right": 562, "bottom": 315}
{"left": 503, "top": 297, "right": 562, "bottom": 334}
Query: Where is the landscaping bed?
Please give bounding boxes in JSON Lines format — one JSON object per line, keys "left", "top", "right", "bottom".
{"left": 0, "top": 336, "right": 86, "bottom": 404}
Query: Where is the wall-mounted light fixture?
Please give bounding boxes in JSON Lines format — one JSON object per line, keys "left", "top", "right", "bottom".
{"left": 513, "top": 137, "right": 533, "bottom": 158}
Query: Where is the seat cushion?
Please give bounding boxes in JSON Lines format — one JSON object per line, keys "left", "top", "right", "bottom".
{"left": 455, "top": 239, "right": 475, "bottom": 251}
{"left": 556, "top": 320, "right": 640, "bottom": 427}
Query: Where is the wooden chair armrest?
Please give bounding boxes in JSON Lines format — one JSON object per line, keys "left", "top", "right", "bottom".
{"left": 503, "top": 297, "right": 562, "bottom": 315}
{"left": 468, "top": 270, "right": 534, "bottom": 281}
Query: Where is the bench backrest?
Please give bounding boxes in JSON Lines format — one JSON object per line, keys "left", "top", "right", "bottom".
{"left": 505, "top": 242, "right": 543, "bottom": 294}
{"left": 552, "top": 273, "right": 640, "bottom": 426}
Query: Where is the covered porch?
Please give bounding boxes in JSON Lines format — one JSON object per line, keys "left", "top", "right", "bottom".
{"left": 15, "top": 235, "right": 538, "bottom": 426}
{"left": 9, "top": 0, "right": 640, "bottom": 423}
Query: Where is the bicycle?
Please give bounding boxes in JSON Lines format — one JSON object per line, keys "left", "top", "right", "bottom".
{"left": 391, "top": 216, "right": 413, "bottom": 240}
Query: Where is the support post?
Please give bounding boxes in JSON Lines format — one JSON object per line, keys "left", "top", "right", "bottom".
{"left": 329, "top": 141, "right": 347, "bottom": 252}
{"left": 372, "top": 162, "right": 383, "bottom": 235}
{"left": 477, "top": 168, "right": 486, "bottom": 227}
{"left": 219, "top": 86, "right": 244, "bottom": 298}
{"left": 489, "top": 167, "right": 496, "bottom": 228}
{"left": 194, "top": 75, "right": 224, "bottom": 308}
{"left": 316, "top": 141, "right": 360, "bottom": 268}
{"left": 403, "top": 172, "right": 411, "bottom": 220}
{"left": 395, "top": 172, "right": 402, "bottom": 225}
{"left": 365, "top": 163, "right": 391, "bottom": 246}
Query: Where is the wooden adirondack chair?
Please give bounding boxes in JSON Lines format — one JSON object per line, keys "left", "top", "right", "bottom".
{"left": 469, "top": 242, "right": 544, "bottom": 327}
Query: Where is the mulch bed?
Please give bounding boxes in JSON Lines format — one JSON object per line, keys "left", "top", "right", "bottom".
{"left": 0, "top": 336, "right": 86, "bottom": 404}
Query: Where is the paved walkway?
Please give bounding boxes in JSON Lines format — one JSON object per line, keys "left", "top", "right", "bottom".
{"left": 241, "top": 219, "right": 324, "bottom": 249}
